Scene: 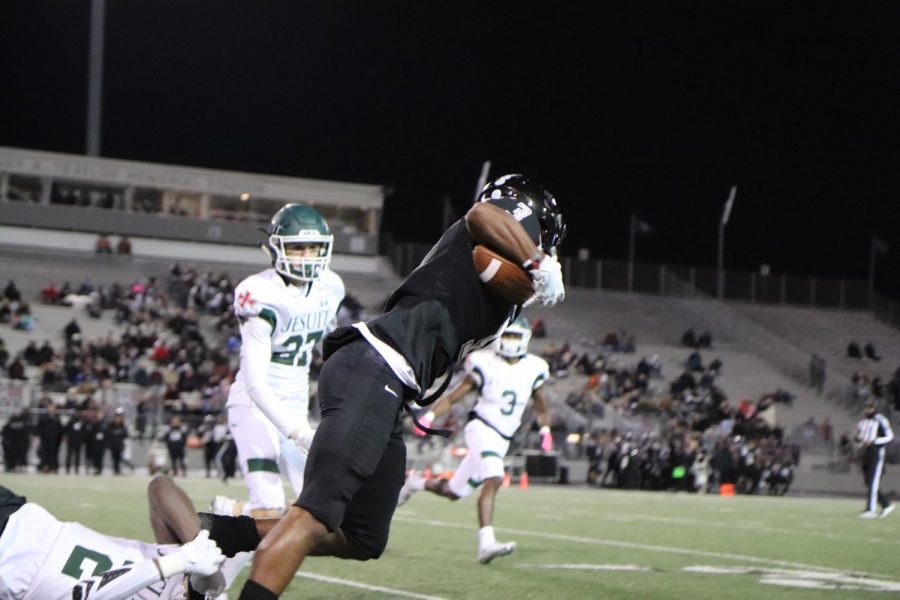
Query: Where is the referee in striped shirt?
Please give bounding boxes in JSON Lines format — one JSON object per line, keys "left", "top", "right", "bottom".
{"left": 855, "top": 401, "right": 895, "bottom": 518}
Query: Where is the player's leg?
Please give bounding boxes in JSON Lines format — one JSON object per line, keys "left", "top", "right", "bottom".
{"left": 148, "top": 474, "right": 202, "bottom": 544}
{"left": 239, "top": 340, "right": 403, "bottom": 597}
{"left": 322, "top": 415, "right": 407, "bottom": 560}
{"left": 472, "top": 428, "right": 515, "bottom": 564}
{"left": 862, "top": 453, "right": 878, "bottom": 514}
{"left": 398, "top": 421, "right": 480, "bottom": 505}
{"left": 149, "top": 475, "right": 274, "bottom": 599}
{"left": 873, "top": 448, "right": 891, "bottom": 511}
{"left": 477, "top": 477, "right": 503, "bottom": 529}
{"left": 277, "top": 417, "right": 308, "bottom": 498}
{"left": 227, "top": 405, "right": 286, "bottom": 518}
{"left": 438, "top": 443, "right": 483, "bottom": 500}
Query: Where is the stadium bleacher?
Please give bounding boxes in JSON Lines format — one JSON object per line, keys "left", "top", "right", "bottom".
{"left": 3, "top": 236, "right": 899, "bottom": 496}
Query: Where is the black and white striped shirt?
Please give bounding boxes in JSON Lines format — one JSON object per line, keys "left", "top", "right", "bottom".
{"left": 856, "top": 413, "right": 895, "bottom": 447}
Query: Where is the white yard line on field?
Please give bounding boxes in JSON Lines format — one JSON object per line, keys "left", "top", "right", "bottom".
{"left": 501, "top": 496, "right": 896, "bottom": 542}
{"left": 492, "top": 500, "right": 898, "bottom": 547}
{"left": 602, "top": 513, "right": 900, "bottom": 547}
{"left": 296, "top": 572, "right": 447, "bottom": 600}
{"left": 517, "top": 563, "right": 652, "bottom": 572}
{"left": 392, "top": 515, "right": 895, "bottom": 581}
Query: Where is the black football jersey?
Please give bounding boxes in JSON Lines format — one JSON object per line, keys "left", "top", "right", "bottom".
{"left": 364, "top": 198, "right": 540, "bottom": 402}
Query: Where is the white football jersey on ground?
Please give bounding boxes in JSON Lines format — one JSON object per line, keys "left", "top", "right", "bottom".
{"left": 465, "top": 349, "right": 549, "bottom": 439}
{"left": 0, "top": 503, "right": 182, "bottom": 600}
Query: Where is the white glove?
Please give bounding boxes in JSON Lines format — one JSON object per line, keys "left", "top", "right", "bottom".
{"left": 528, "top": 254, "right": 565, "bottom": 307}
{"left": 289, "top": 426, "right": 316, "bottom": 454}
{"left": 178, "top": 530, "right": 225, "bottom": 576}
{"left": 189, "top": 570, "right": 226, "bottom": 599}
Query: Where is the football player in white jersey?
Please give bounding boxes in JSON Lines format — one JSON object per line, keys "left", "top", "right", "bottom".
{"left": 217, "top": 204, "right": 345, "bottom": 521}
{"left": 398, "top": 317, "right": 553, "bottom": 564}
{"left": 0, "top": 476, "right": 235, "bottom": 600}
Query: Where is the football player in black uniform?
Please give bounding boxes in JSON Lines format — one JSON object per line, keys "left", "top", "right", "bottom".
{"left": 237, "top": 174, "right": 567, "bottom": 600}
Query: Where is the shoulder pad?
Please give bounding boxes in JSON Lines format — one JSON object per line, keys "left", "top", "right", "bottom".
{"left": 233, "top": 272, "right": 283, "bottom": 320}
{"left": 319, "top": 269, "right": 346, "bottom": 297}
{"left": 464, "top": 348, "right": 492, "bottom": 372}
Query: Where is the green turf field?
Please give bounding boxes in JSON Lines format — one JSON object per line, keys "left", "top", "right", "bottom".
{"left": 4, "top": 473, "right": 899, "bottom": 599}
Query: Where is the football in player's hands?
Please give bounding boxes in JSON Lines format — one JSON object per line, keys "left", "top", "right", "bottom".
{"left": 472, "top": 244, "right": 533, "bottom": 305}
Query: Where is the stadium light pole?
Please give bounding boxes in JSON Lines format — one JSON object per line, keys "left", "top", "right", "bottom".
{"left": 717, "top": 185, "right": 737, "bottom": 300}
{"left": 86, "top": 0, "right": 106, "bottom": 156}
{"left": 628, "top": 213, "right": 635, "bottom": 292}
{"left": 472, "top": 160, "right": 491, "bottom": 203}
{"left": 868, "top": 236, "right": 890, "bottom": 308}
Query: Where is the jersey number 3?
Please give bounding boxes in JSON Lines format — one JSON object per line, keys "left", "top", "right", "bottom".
{"left": 499, "top": 390, "right": 518, "bottom": 416}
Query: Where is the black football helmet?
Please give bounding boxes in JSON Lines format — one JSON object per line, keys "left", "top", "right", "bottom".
{"left": 478, "top": 174, "right": 566, "bottom": 256}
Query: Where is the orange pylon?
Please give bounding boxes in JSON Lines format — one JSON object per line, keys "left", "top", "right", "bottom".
{"left": 519, "top": 470, "right": 529, "bottom": 490}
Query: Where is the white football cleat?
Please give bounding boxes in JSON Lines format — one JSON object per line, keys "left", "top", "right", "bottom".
{"left": 858, "top": 510, "right": 879, "bottom": 519}
{"left": 397, "top": 472, "right": 424, "bottom": 507}
{"left": 478, "top": 541, "right": 517, "bottom": 564}
{"left": 879, "top": 505, "right": 896, "bottom": 519}
{"left": 210, "top": 495, "right": 238, "bottom": 516}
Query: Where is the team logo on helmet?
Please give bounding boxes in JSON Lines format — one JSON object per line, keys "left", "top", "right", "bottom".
{"left": 479, "top": 174, "right": 566, "bottom": 256}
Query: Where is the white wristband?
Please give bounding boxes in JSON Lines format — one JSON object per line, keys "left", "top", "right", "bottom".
{"left": 156, "top": 552, "right": 187, "bottom": 579}
{"left": 539, "top": 425, "right": 551, "bottom": 435}
{"left": 522, "top": 251, "right": 544, "bottom": 271}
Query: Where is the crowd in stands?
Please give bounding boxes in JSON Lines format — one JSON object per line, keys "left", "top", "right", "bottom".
{"left": 681, "top": 327, "right": 713, "bottom": 349}
{"left": 844, "top": 368, "right": 900, "bottom": 414}
{"left": 847, "top": 340, "right": 882, "bottom": 361}
{"left": 1, "top": 265, "right": 896, "bottom": 497}
{"left": 0, "top": 258, "right": 371, "bottom": 476}
{"left": 94, "top": 234, "right": 132, "bottom": 256}
{"left": 1, "top": 280, "right": 34, "bottom": 331}
{"left": 584, "top": 429, "right": 796, "bottom": 495}
{"left": 497, "top": 324, "right": 798, "bottom": 495}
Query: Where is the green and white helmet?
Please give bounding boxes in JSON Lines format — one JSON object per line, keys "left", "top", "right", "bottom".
{"left": 495, "top": 316, "right": 532, "bottom": 359}
{"left": 264, "top": 204, "right": 333, "bottom": 282}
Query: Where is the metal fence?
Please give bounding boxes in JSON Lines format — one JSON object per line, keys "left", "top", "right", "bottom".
{"left": 561, "top": 258, "right": 879, "bottom": 309}
{"left": 386, "top": 243, "right": 900, "bottom": 328}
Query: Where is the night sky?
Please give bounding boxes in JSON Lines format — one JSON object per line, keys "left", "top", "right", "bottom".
{"left": 3, "top": 2, "right": 900, "bottom": 295}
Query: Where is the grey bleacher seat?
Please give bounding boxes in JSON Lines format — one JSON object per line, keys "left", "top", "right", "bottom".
{"left": 1, "top": 244, "right": 400, "bottom": 315}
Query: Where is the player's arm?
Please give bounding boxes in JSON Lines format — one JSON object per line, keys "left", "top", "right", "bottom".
{"left": 70, "top": 532, "right": 224, "bottom": 600}
{"left": 324, "top": 277, "right": 347, "bottom": 336}
{"left": 465, "top": 202, "right": 542, "bottom": 265}
{"left": 531, "top": 387, "right": 552, "bottom": 430}
{"left": 466, "top": 202, "right": 564, "bottom": 307}
{"left": 532, "top": 384, "right": 553, "bottom": 452}
{"left": 430, "top": 375, "right": 477, "bottom": 419}
{"left": 414, "top": 375, "right": 476, "bottom": 435}
{"left": 240, "top": 316, "right": 312, "bottom": 446}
